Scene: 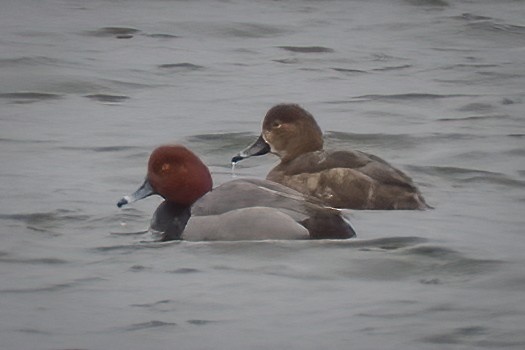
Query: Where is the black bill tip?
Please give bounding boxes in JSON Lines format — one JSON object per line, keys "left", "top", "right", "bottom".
{"left": 231, "top": 155, "right": 245, "bottom": 163}
{"left": 117, "top": 197, "right": 129, "bottom": 208}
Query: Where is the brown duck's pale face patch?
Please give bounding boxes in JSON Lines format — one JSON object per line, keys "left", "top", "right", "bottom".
{"left": 263, "top": 121, "right": 298, "bottom": 157}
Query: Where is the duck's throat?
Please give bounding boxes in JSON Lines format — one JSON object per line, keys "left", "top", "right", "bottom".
{"left": 150, "top": 201, "right": 191, "bottom": 241}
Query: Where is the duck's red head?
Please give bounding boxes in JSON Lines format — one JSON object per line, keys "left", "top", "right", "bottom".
{"left": 147, "top": 145, "right": 213, "bottom": 206}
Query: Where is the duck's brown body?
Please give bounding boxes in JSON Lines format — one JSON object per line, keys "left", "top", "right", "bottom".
{"left": 267, "top": 149, "right": 427, "bottom": 210}
{"left": 233, "top": 104, "right": 429, "bottom": 210}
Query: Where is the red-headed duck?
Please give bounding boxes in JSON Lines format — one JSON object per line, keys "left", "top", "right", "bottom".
{"left": 232, "top": 104, "right": 429, "bottom": 210}
{"left": 117, "top": 144, "right": 356, "bottom": 241}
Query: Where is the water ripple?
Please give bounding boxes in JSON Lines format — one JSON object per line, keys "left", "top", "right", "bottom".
{"left": 456, "top": 13, "right": 492, "bottom": 21}
{"left": 187, "top": 319, "right": 217, "bottom": 326}
{"left": 60, "top": 145, "right": 144, "bottom": 153}
{"left": 0, "top": 56, "right": 65, "bottom": 67}
{"left": 124, "top": 320, "right": 177, "bottom": 331}
{"left": 84, "top": 27, "right": 140, "bottom": 38}
{"left": 0, "top": 92, "right": 63, "bottom": 103}
{"left": 158, "top": 63, "right": 205, "bottom": 71}
{"left": 131, "top": 299, "right": 174, "bottom": 308}
{"left": 331, "top": 67, "right": 368, "bottom": 74}
{"left": 0, "top": 137, "right": 55, "bottom": 144}
{"left": 372, "top": 64, "right": 412, "bottom": 72}
{"left": 406, "top": 0, "right": 449, "bottom": 7}
{"left": 407, "top": 165, "right": 524, "bottom": 187}
{"left": 352, "top": 93, "right": 470, "bottom": 102}
{"left": 0, "top": 210, "right": 90, "bottom": 232}
{"left": 167, "top": 268, "right": 202, "bottom": 274}
{"left": 145, "top": 33, "right": 179, "bottom": 39}
{"left": 218, "top": 22, "right": 289, "bottom": 38}
{"left": 278, "top": 46, "right": 334, "bottom": 53}
{"left": 1, "top": 210, "right": 89, "bottom": 223}
{"left": 0, "top": 277, "right": 103, "bottom": 294}
{"left": 84, "top": 94, "right": 129, "bottom": 103}
{"left": 467, "top": 21, "right": 525, "bottom": 36}
{"left": 0, "top": 256, "right": 68, "bottom": 265}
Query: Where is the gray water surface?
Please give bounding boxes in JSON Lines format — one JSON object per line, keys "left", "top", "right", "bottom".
{"left": 1, "top": 0, "right": 525, "bottom": 349}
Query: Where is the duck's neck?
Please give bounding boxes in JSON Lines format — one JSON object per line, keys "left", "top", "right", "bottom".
{"left": 279, "top": 146, "right": 323, "bottom": 164}
{"left": 150, "top": 201, "right": 191, "bottom": 241}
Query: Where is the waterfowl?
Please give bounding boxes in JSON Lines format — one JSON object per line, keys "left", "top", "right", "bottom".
{"left": 117, "top": 144, "right": 356, "bottom": 241}
{"left": 232, "top": 104, "right": 429, "bottom": 210}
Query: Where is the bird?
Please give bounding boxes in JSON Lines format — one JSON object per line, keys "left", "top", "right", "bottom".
{"left": 232, "top": 104, "right": 429, "bottom": 210}
{"left": 117, "top": 144, "right": 356, "bottom": 241}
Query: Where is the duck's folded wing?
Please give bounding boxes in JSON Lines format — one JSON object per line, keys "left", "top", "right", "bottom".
{"left": 192, "top": 178, "right": 317, "bottom": 216}
{"left": 192, "top": 179, "right": 356, "bottom": 239}
{"left": 285, "top": 150, "right": 419, "bottom": 190}
{"left": 183, "top": 207, "right": 310, "bottom": 241}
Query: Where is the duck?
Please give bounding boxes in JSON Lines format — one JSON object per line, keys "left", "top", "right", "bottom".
{"left": 232, "top": 104, "right": 429, "bottom": 210}
{"left": 117, "top": 144, "right": 356, "bottom": 241}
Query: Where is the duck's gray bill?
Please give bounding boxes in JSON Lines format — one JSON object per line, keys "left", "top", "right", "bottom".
{"left": 231, "top": 134, "right": 271, "bottom": 163}
{"left": 117, "top": 178, "right": 155, "bottom": 208}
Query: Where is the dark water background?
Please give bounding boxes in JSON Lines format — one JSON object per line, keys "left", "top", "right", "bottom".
{"left": 1, "top": 0, "right": 524, "bottom": 349}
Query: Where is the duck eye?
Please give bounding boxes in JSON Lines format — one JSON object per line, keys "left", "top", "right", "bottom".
{"left": 272, "top": 121, "right": 281, "bottom": 129}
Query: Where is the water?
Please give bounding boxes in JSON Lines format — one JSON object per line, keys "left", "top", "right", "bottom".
{"left": 1, "top": 0, "right": 525, "bottom": 349}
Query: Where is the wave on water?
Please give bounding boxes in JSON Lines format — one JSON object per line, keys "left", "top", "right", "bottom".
{"left": 0, "top": 56, "right": 67, "bottom": 67}
{"left": 84, "top": 94, "right": 129, "bottom": 103}
{"left": 407, "top": 164, "right": 525, "bottom": 189}
{"left": 182, "top": 21, "right": 290, "bottom": 38}
{"left": 158, "top": 63, "right": 205, "bottom": 72}
{"left": 329, "top": 64, "right": 412, "bottom": 76}
{"left": 83, "top": 26, "right": 140, "bottom": 39}
{"left": 0, "top": 137, "right": 55, "bottom": 144}
{"left": 0, "top": 277, "right": 104, "bottom": 294}
{"left": 372, "top": 64, "right": 413, "bottom": 72}
{"left": 82, "top": 26, "right": 181, "bottom": 41}
{"left": 438, "top": 114, "right": 510, "bottom": 122}
{"left": 0, "top": 283, "right": 74, "bottom": 294}
{"left": 456, "top": 13, "right": 491, "bottom": 21}
{"left": 122, "top": 320, "right": 177, "bottom": 332}
{"left": 0, "top": 92, "right": 62, "bottom": 103}
{"left": 278, "top": 46, "right": 335, "bottom": 53}
{"left": 0, "top": 210, "right": 90, "bottom": 234}
{"left": 420, "top": 325, "right": 523, "bottom": 348}
{"left": 451, "top": 12, "right": 525, "bottom": 48}
{"left": 310, "top": 236, "right": 428, "bottom": 251}
{"left": 91, "top": 239, "right": 182, "bottom": 255}
{"left": 1, "top": 208, "right": 148, "bottom": 239}
{"left": 331, "top": 67, "right": 368, "bottom": 74}
{"left": 0, "top": 255, "right": 68, "bottom": 265}
{"left": 224, "top": 22, "right": 289, "bottom": 38}
{"left": 352, "top": 93, "right": 471, "bottom": 102}
{"left": 405, "top": 0, "right": 449, "bottom": 7}
{"left": 273, "top": 58, "right": 300, "bottom": 64}
{"left": 132, "top": 237, "right": 502, "bottom": 284}
{"left": 60, "top": 145, "right": 143, "bottom": 153}
{"left": 440, "top": 63, "right": 500, "bottom": 71}
{"left": 324, "top": 131, "right": 422, "bottom": 149}
{"left": 338, "top": 242, "right": 503, "bottom": 284}
{"left": 466, "top": 21, "right": 525, "bottom": 37}
{"left": 185, "top": 132, "right": 254, "bottom": 143}
{"left": 184, "top": 132, "right": 259, "bottom": 158}
{"left": 323, "top": 131, "right": 493, "bottom": 152}
{"left": 146, "top": 33, "right": 179, "bottom": 39}
{"left": 456, "top": 102, "right": 494, "bottom": 112}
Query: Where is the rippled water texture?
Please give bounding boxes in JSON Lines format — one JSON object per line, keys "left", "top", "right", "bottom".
{"left": 1, "top": 0, "right": 524, "bottom": 349}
